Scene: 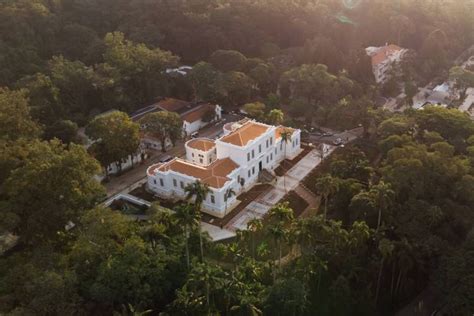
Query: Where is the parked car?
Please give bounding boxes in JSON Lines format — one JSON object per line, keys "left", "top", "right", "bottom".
{"left": 191, "top": 132, "right": 199, "bottom": 138}
{"left": 323, "top": 132, "right": 334, "bottom": 137}
{"left": 159, "top": 155, "right": 173, "bottom": 163}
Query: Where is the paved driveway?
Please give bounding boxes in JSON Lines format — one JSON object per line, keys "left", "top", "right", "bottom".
{"left": 222, "top": 147, "right": 336, "bottom": 235}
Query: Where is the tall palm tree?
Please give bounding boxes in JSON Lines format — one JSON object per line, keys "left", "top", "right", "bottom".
{"left": 247, "top": 217, "right": 263, "bottom": 259}
{"left": 315, "top": 175, "right": 340, "bottom": 219}
{"left": 268, "top": 223, "right": 286, "bottom": 278}
{"left": 187, "top": 262, "right": 226, "bottom": 315}
{"left": 224, "top": 188, "right": 236, "bottom": 213}
{"left": 185, "top": 180, "right": 211, "bottom": 262}
{"left": 174, "top": 203, "right": 198, "bottom": 269}
{"left": 370, "top": 181, "right": 395, "bottom": 231}
{"left": 375, "top": 238, "right": 394, "bottom": 307}
{"left": 280, "top": 129, "right": 292, "bottom": 192}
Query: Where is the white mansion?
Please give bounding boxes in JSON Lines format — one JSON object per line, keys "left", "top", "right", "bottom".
{"left": 366, "top": 44, "right": 409, "bottom": 84}
{"left": 147, "top": 119, "right": 302, "bottom": 217}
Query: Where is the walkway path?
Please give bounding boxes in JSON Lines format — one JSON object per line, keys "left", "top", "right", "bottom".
{"left": 221, "top": 147, "right": 335, "bottom": 235}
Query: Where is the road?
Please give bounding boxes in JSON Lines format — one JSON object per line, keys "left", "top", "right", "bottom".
{"left": 105, "top": 113, "right": 243, "bottom": 197}
{"left": 304, "top": 126, "right": 364, "bottom": 145}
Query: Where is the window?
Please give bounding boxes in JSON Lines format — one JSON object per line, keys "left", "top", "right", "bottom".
{"left": 247, "top": 153, "right": 250, "bottom": 161}
{"left": 252, "top": 150, "right": 255, "bottom": 158}
{"left": 159, "top": 178, "right": 164, "bottom": 186}
{"left": 252, "top": 167, "right": 255, "bottom": 175}
{"left": 237, "top": 175, "right": 241, "bottom": 184}
{"left": 248, "top": 170, "right": 251, "bottom": 178}
{"left": 266, "top": 156, "right": 269, "bottom": 163}
{"left": 192, "top": 153, "right": 194, "bottom": 157}
{"left": 180, "top": 181, "right": 184, "bottom": 189}
{"left": 275, "top": 148, "right": 277, "bottom": 155}
{"left": 153, "top": 179, "right": 157, "bottom": 185}
{"left": 259, "top": 144, "right": 262, "bottom": 153}
{"left": 200, "top": 158, "right": 203, "bottom": 164}
{"left": 209, "top": 158, "right": 212, "bottom": 163}
{"left": 173, "top": 179, "right": 177, "bottom": 187}
{"left": 211, "top": 195, "right": 215, "bottom": 204}
{"left": 271, "top": 153, "right": 273, "bottom": 160}
{"left": 280, "top": 143, "right": 283, "bottom": 150}
{"left": 270, "top": 137, "right": 273, "bottom": 145}
{"left": 266, "top": 139, "right": 269, "bottom": 148}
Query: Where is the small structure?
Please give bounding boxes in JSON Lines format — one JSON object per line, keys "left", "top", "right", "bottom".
{"left": 147, "top": 120, "right": 302, "bottom": 218}
{"left": 131, "top": 98, "right": 222, "bottom": 150}
{"left": 366, "top": 44, "right": 409, "bottom": 84}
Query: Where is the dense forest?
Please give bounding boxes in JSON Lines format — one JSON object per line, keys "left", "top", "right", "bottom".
{"left": 1, "top": 0, "right": 474, "bottom": 315}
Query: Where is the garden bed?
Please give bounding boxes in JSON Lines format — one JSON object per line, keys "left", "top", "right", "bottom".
{"left": 281, "top": 191, "right": 309, "bottom": 218}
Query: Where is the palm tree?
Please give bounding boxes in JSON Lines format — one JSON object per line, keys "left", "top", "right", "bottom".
{"left": 370, "top": 181, "right": 395, "bottom": 231}
{"left": 185, "top": 180, "right": 211, "bottom": 262}
{"left": 174, "top": 203, "right": 198, "bottom": 269}
{"left": 187, "top": 262, "right": 226, "bottom": 315}
{"left": 315, "top": 175, "right": 340, "bottom": 219}
{"left": 280, "top": 129, "right": 292, "bottom": 192}
{"left": 247, "top": 217, "right": 263, "bottom": 259}
{"left": 268, "top": 223, "right": 287, "bottom": 278}
{"left": 267, "top": 109, "right": 284, "bottom": 125}
{"left": 224, "top": 188, "right": 236, "bottom": 213}
{"left": 269, "top": 202, "right": 294, "bottom": 223}
{"left": 375, "top": 238, "right": 394, "bottom": 307}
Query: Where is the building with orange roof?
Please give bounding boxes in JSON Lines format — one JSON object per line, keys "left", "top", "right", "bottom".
{"left": 131, "top": 97, "right": 222, "bottom": 151}
{"left": 366, "top": 44, "right": 409, "bottom": 84}
{"left": 146, "top": 119, "right": 302, "bottom": 217}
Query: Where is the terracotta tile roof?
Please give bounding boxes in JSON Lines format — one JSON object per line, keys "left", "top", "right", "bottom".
{"left": 371, "top": 44, "right": 403, "bottom": 66}
{"left": 157, "top": 98, "right": 192, "bottom": 113}
{"left": 182, "top": 104, "right": 213, "bottom": 123}
{"left": 149, "top": 157, "right": 239, "bottom": 189}
{"left": 187, "top": 138, "right": 216, "bottom": 151}
{"left": 275, "top": 126, "right": 295, "bottom": 140}
{"left": 220, "top": 121, "right": 270, "bottom": 147}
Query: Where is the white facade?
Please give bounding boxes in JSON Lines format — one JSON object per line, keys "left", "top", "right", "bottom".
{"left": 185, "top": 138, "right": 217, "bottom": 166}
{"left": 147, "top": 120, "right": 302, "bottom": 218}
{"left": 366, "top": 44, "right": 409, "bottom": 84}
{"left": 183, "top": 104, "right": 223, "bottom": 136}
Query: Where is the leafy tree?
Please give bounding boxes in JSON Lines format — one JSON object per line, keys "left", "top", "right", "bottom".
{"left": 43, "top": 119, "right": 78, "bottom": 144}
{"left": 103, "top": 32, "right": 179, "bottom": 107}
{"left": 222, "top": 71, "right": 254, "bottom": 106}
{"left": 266, "top": 109, "right": 284, "bottom": 125}
{"left": 140, "top": 111, "right": 182, "bottom": 150}
{"left": 86, "top": 111, "right": 140, "bottom": 175}
{"left": 0, "top": 88, "right": 41, "bottom": 141}
{"left": 449, "top": 66, "right": 474, "bottom": 90}
{"left": 2, "top": 140, "right": 104, "bottom": 244}
{"left": 209, "top": 50, "right": 247, "bottom": 72}
{"left": 188, "top": 61, "right": 223, "bottom": 102}
{"left": 243, "top": 102, "right": 266, "bottom": 119}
